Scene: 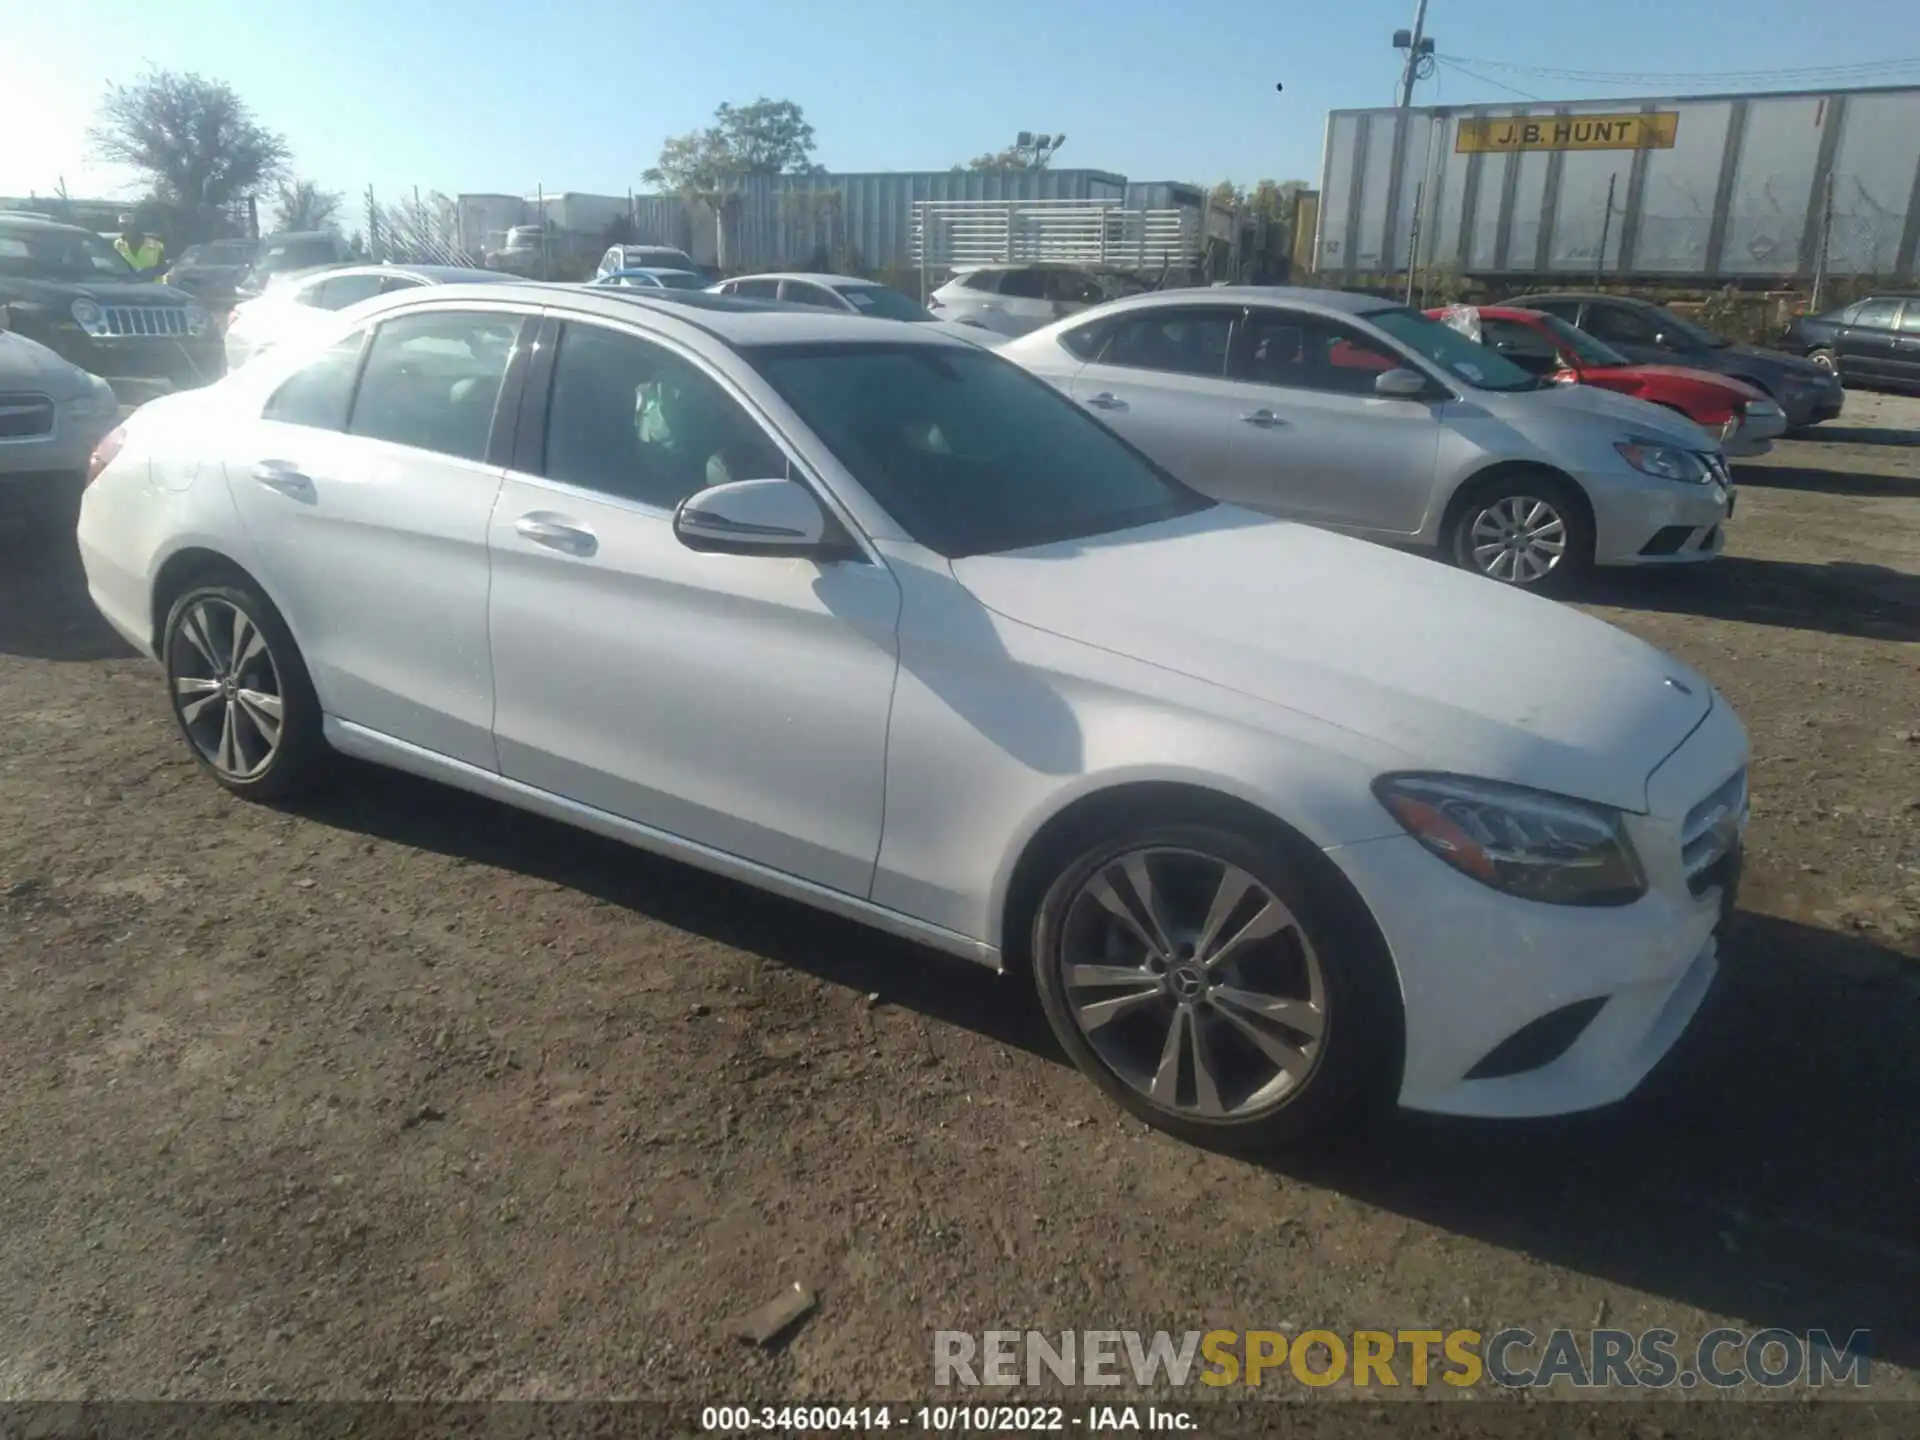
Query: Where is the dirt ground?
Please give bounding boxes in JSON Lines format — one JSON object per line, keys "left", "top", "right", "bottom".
{"left": 0, "top": 391, "right": 1916, "bottom": 1409}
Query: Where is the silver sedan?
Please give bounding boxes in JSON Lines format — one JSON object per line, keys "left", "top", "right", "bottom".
{"left": 996, "top": 287, "right": 1737, "bottom": 590}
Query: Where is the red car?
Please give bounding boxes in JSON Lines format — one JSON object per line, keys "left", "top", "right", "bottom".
{"left": 1425, "top": 304, "right": 1788, "bottom": 457}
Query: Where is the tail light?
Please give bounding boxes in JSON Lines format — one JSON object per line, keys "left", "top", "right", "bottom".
{"left": 86, "top": 425, "right": 127, "bottom": 488}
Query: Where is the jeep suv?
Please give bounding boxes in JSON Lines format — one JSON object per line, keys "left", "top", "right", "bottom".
{"left": 0, "top": 213, "right": 224, "bottom": 404}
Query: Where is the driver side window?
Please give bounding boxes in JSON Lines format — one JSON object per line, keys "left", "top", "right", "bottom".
{"left": 542, "top": 322, "right": 786, "bottom": 511}
{"left": 1584, "top": 304, "right": 1658, "bottom": 345}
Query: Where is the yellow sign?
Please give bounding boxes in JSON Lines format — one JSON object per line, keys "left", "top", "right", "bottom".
{"left": 1455, "top": 113, "right": 1679, "bottom": 153}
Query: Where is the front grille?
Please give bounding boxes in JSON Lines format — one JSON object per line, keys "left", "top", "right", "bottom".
{"left": 0, "top": 392, "right": 55, "bottom": 439}
{"left": 100, "top": 305, "right": 191, "bottom": 338}
{"left": 1681, "top": 767, "right": 1747, "bottom": 897}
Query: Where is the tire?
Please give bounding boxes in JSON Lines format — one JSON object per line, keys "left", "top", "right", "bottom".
{"left": 1446, "top": 471, "right": 1594, "bottom": 593}
{"left": 161, "top": 578, "right": 326, "bottom": 800}
{"left": 1031, "top": 822, "right": 1402, "bottom": 1151}
{"left": 1807, "top": 348, "right": 1836, "bottom": 376}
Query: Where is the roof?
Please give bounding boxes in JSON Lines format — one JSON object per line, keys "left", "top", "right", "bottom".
{"left": 0, "top": 212, "right": 94, "bottom": 235}
{"left": 395, "top": 282, "right": 968, "bottom": 349}
{"left": 726, "top": 272, "right": 885, "bottom": 288}
{"left": 1092, "top": 285, "right": 1398, "bottom": 317}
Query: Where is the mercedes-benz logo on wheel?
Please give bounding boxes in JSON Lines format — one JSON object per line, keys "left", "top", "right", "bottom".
{"left": 1168, "top": 966, "right": 1207, "bottom": 1001}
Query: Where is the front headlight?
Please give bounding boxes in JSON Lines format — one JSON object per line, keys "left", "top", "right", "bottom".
{"left": 1373, "top": 773, "right": 1647, "bottom": 907}
{"left": 70, "top": 298, "right": 109, "bottom": 337}
{"left": 183, "top": 302, "right": 211, "bottom": 336}
{"left": 1615, "top": 437, "right": 1709, "bottom": 483}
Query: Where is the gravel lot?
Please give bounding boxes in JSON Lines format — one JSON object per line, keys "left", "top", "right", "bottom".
{"left": 0, "top": 392, "right": 1916, "bottom": 1407}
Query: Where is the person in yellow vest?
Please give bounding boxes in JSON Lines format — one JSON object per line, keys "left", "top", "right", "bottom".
{"left": 113, "top": 214, "right": 165, "bottom": 278}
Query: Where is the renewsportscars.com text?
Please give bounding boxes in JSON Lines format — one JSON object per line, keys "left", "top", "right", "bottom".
{"left": 933, "top": 1328, "right": 1873, "bottom": 1391}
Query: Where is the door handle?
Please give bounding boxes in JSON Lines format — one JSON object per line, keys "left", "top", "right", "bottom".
{"left": 1240, "top": 409, "right": 1287, "bottom": 428}
{"left": 1084, "top": 392, "right": 1128, "bottom": 411}
{"left": 251, "top": 460, "right": 315, "bottom": 496}
{"left": 514, "top": 513, "right": 598, "bottom": 556}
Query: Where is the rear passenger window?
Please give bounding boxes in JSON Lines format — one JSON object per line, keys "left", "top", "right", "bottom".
{"left": 734, "top": 278, "right": 781, "bottom": 299}
{"left": 1058, "top": 318, "right": 1113, "bottom": 361}
{"left": 263, "top": 328, "right": 367, "bottom": 430}
{"left": 997, "top": 269, "right": 1048, "bottom": 299}
{"left": 346, "top": 311, "right": 521, "bottom": 462}
{"left": 1097, "top": 308, "right": 1235, "bottom": 377}
{"left": 543, "top": 322, "right": 786, "bottom": 510}
{"left": 958, "top": 270, "right": 1001, "bottom": 293}
{"left": 313, "top": 274, "right": 387, "bottom": 310}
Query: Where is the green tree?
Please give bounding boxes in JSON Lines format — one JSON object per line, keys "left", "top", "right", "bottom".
{"left": 89, "top": 70, "right": 288, "bottom": 213}
{"left": 272, "top": 178, "right": 341, "bottom": 232}
{"left": 645, "top": 98, "right": 818, "bottom": 193}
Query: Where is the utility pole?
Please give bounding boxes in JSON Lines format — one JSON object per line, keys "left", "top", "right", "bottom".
{"left": 1395, "top": 0, "right": 1434, "bottom": 109}
{"left": 1810, "top": 170, "right": 1835, "bottom": 312}
{"left": 1594, "top": 171, "right": 1618, "bottom": 286}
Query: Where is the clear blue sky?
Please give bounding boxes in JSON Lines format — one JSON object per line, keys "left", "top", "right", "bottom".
{"left": 3, "top": 0, "right": 1913, "bottom": 204}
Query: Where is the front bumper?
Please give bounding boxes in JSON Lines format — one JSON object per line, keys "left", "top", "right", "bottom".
{"left": 1330, "top": 700, "right": 1749, "bottom": 1119}
{"left": 1587, "top": 464, "right": 1734, "bottom": 568}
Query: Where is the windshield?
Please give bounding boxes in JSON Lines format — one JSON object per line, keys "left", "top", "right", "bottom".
{"left": 1366, "top": 306, "right": 1539, "bottom": 391}
{"left": 0, "top": 224, "right": 134, "bottom": 280}
{"left": 1530, "top": 312, "right": 1628, "bottom": 369}
{"left": 748, "top": 342, "right": 1212, "bottom": 557}
{"left": 1647, "top": 303, "right": 1728, "bottom": 349}
{"left": 837, "top": 284, "right": 934, "bottom": 321}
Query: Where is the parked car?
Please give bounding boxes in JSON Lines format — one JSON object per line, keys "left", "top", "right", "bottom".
{"left": 591, "top": 268, "right": 709, "bottom": 292}
{"left": 161, "top": 239, "right": 259, "bottom": 308}
{"left": 711, "top": 271, "right": 935, "bottom": 319}
{"left": 224, "top": 264, "right": 513, "bottom": 370}
{"left": 1429, "top": 304, "right": 1787, "bottom": 457}
{"left": 996, "top": 287, "right": 1735, "bottom": 591}
{"left": 0, "top": 320, "right": 121, "bottom": 521}
{"left": 1780, "top": 294, "right": 1920, "bottom": 391}
{"left": 927, "top": 264, "right": 1153, "bottom": 338}
{"left": 240, "top": 231, "right": 353, "bottom": 295}
{"left": 1517, "top": 291, "right": 1844, "bottom": 428}
{"left": 76, "top": 280, "right": 1750, "bottom": 1150}
{"left": 595, "top": 244, "right": 712, "bottom": 283}
{"left": 0, "top": 212, "right": 223, "bottom": 405}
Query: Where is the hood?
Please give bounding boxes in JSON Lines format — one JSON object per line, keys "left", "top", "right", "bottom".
{"left": 0, "top": 330, "right": 94, "bottom": 396}
{"left": 1724, "top": 342, "right": 1824, "bottom": 378}
{"left": 0, "top": 276, "right": 196, "bottom": 306}
{"left": 1601, "top": 363, "right": 1764, "bottom": 401}
{"left": 950, "top": 508, "right": 1711, "bottom": 813}
{"left": 1495, "top": 375, "right": 1715, "bottom": 446}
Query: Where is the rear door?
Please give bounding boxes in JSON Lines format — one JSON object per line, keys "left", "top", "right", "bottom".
{"left": 987, "top": 268, "right": 1059, "bottom": 336}
{"left": 1220, "top": 307, "right": 1442, "bottom": 534}
{"left": 1894, "top": 301, "right": 1920, "bottom": 384}
{"left": 1836, "top": 297, "right": 1903, "bottom": 382}
{"left": 1062, "top": 305, "right": 1246, "bottom": 492}
{"left": 223, "top": 306, "right": 531, "bottom": 770}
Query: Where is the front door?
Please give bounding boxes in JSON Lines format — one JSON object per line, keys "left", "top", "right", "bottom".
{"left": 486, "top": 317, "right": 900, "bottom": 896}
{"left": 1222, "top": 307, "right": 1442, "bottom": 535}
{"left": 223, "top": 308, "right": 529, "bottom": 770}
{"left": 1836, "top": 297, "right": 1904, "bottom": 383}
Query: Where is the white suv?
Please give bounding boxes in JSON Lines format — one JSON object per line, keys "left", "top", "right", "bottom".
{"left": 927, "top": 265, "right": 1131, "bottom": 337}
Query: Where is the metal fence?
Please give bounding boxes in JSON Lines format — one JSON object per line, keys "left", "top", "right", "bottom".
{"left": 910, "top": 200, "right": 1201, "bottom": 271}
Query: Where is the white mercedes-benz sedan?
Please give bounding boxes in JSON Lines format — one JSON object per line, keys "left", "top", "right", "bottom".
{"left": 76, "top": 283, "right": 1749, "bottom": 1149}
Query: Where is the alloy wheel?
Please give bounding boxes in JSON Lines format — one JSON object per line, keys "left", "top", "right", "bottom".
{"left": 1809, "top": 350, "right": 1837, "bottom": 373}
{"left": 1057, "top": 847, "right": 1327, "bottom": 1119}
{"left": 1467, "top": 495, "right": 1568, "bottom": 584}
{"left": 168, "top": 598, "right": 285, "bottom": 780}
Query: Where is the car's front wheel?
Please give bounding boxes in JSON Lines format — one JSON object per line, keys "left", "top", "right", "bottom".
{"left": 1808, "top": 347, "right": 1837, "bottom": 375}
{"left": 162, "top": 578, "right": 325, "bottom": 800}
{"left": 1446, "top": 472, "right": 1594, "bottom": 592}
{"left": 1031, "top": 822, "right": 1400, "bottom": 1150}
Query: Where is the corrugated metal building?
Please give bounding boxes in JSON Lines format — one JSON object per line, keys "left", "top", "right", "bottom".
{"left": 1315, "top": 85, "right": 1920, "bottom": 283}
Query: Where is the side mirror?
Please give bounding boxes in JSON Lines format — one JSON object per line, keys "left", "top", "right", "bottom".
{"left": 1374, "top": 367, "right": 1432, "bottom": 399}
{"left": 1653, "top": 331, "right": 1673, "bottom": 349}
{"left": 673, "top": 477, "right": 833, "bottom": 558}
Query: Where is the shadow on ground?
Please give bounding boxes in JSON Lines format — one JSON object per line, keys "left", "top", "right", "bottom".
{"left": 1582, "top": 554, "right": 1920, "bottom": 643}
{"left": 295, "top": 760, "right": 1920, "bottom": 1370}
{"left": 1734, "top": 462, "right": 1920, "bottom": 499}
{"left": 1799, "top": 424, "right": 1919, "bottom": 449}
{"left": 0, "top": 513, "right": 137, "bottom": 663}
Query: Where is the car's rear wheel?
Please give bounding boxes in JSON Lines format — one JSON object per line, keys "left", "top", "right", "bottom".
{"left": 1031, "top": 822, "right": 1400, "bottom": 1150}
{"left": 162, "top": 579, "right": 325, "bottom": 800}
{"left": 1447, "top": 472, "right": 1593, "bottom": 592}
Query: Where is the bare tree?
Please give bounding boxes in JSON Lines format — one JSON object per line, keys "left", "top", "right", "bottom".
{"left": 90, "top": 70, "right": 288, "bottom": 214}
{"left": 272, "top": 179, "right": 342, "bottom": 232}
